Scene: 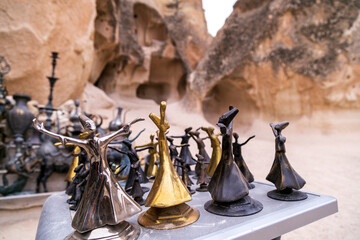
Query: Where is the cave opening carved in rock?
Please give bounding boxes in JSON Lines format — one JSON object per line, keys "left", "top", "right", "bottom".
{"left": 202, "top": 78, "right": 259, "bottom": 127}
{"left": 133, "top": 3, "right": 167, "bottom": 47}
{"left": 136, "top": 56, "right": 186, "bottom": 104}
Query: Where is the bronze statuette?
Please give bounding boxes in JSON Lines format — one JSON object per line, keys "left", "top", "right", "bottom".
{"left": 266, "top": 122, "right": 307, "bottom": 201}
{"left": 170, "top": 127, "right": 196, "bottom": 175}
{"left": 189, "top": 129, "right": 210, "bottom": 177}
{"left": 33, "top": 115, "right": 143, "bottom": 239}
{"left": 233, "top": 133, "right": 255, "bottom": 189}
{"left": 193, "top": 154, "right": 210, "bottom": 192}
{"left": 205, "top": 107, "right": 263, "bottom": 217}
{"left": 138, "top": 101, "right": 199, "bottom": 230}
{"left": 135, "top": 134, "right": 159, "bottom": 178}
{"left": 201, "top": 126, "right": 221, "bottom": 177}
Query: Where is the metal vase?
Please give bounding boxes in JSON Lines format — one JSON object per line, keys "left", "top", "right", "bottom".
{"left": 109, "top": 107, "right": 124, "bottom": 131}
{"left": 7, "top": 94, "right": 34, "bottom": 143}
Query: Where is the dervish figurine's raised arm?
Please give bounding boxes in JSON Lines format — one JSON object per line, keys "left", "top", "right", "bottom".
{"left": 149, "top": 102, "right": 169, "bottom": 133}
{"left": 129, "top": 128, "right": 146, "bottom": 142}
{"left": 240, "top": 135, "right": 255, "bottom": 146}
{"left": 101, "top": 118, "right": 144, "bottom": 146}
{"left": 109, "top": 146, "right": 127, "bottom": 155}
{"left": 269, "top": 123, "right": 278, "bottom": 137}
{"left": 32, "top": 119, "right": 88, "bottom": 148}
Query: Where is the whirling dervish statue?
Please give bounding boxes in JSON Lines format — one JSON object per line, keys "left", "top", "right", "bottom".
{"left": 201, "top": 126, "right": 221, "bottom": 177}
{"left": 108, "top": 128, "right": 145, "bottom": 178}
{"left": 233, "top": 133, "right": 255, "bottom": 189}
{"left": 138, "top": 101, "right": 199, "bottom": 230}
{"left": 205, "top": 106, "right": 263, "bottom": 217}
{"left": 170, "top": 127, "right": 196, "bottom": 174}
{"left": 109, "top": 140, "right": 150, "bottom": 192}
{"left": 135, "top": 134, "right": 159, "bottom": 178}
{"left": 129, "top": 170, "right": 146, "bottom": 206}
{"left": 175, "top": 157, "right": 195, "bottom": 195}
{"left": 167, "top": 136, "right": 189, "bottom": 176}
{"left": 66, "top": 161, "right": 89, "bottom": 211}
{"left": 189, "top": 128, "right": 210, "bottom": 177}
{"left": 64, "top": 131, "right": 89, "bottom": 188}
{"left": 266, "top": 122, "right": 307, "bottom": 201}
{"left": 33, "top": 115, "right": 143, "bottom": 238}
{"left": 193, "top": 154, "right": 210, "bottom": 192}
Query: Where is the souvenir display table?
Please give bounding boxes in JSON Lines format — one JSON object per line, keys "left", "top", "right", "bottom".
{"left": 36, "top": 181, "right": 338, "bottom": 240}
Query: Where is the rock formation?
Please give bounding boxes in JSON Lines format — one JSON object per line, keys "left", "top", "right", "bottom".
{"left": 188, "top": 0, "right": 360, "bottom": 125}
{"left": 1, "top": 0, "right": 359, "bottom": 125}
{"left": 0, "top": 0, "right": 96, "bottom": 106}
{"left": 92, "top": 0, "right": 211, "bottom": 104}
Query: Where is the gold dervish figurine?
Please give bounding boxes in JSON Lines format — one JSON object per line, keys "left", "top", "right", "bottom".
{"left": 64, "top": 144, "right": 81, "bottom": 184}
{"left": 135, "top": 134, "right": 159, "bottom": 178}
{"left": 201, "top": 126, "right": 221, "bottom": 177}
{"left": 33, "top": 115, "right": 143, "bottom": 239}
{"left": 138, "top": 101, "right": 199, "bottom": 230}
{"left": 63, "top": 132, "right": 89, "bottom": 184}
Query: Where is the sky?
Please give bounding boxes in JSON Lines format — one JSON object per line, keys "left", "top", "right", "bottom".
{"left": 202, "top": 0, "right": 237, "bottom": 36}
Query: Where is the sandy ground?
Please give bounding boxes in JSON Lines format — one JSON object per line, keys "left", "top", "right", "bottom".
{"left": 0, "top": 98, "right": 359, "bottom": 239}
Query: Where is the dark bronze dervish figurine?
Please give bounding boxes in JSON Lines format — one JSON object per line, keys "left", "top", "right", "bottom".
{"left": 129, "top": 170, "right": 145, "bottom": 206}
{"left": 108, "top": 128, "right": 145, "bottom": 178}
{"left": 33, "top": 115, "right": 143, "bottom": 234}
{"left": 167, "top": 136, "right": 188, "bottom": 176}
{"left": 189, "top": 129, "right": 210, "bottom": 177}
{"left": 170, "top": 127, "right": 196, "bottom": 174}
{"left": 176, "top": 157, "right": 195, "bottom": 195}
{"left": 109, "top": 140, "right": 150, "bottom": 192}
{"left": 193, "top": 154, "right": 210, "bottom": 192}
{"left": 233, "top": 133, "right": 255, "bottom": 189}
{"left": 266, "top": 122, "right": 307, "bottom": 201}
{"left": 66, "top": 162, "right": 89, "bottom": 211}
{"left": 205, "top": 106, "right": 263, "bottom": 216}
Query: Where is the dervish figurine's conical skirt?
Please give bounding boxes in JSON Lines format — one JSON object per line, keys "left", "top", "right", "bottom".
{"left": 267, "top": 188, "right": 308, "bottom": 201}
{"left": 204, "top": 196, "right": 263, "bottom": 217}
{"left": 65, "top": 221, "right": 141, "bottom": 240}
{"left": 138, "top": 203, "right": 200, "bottom": 230}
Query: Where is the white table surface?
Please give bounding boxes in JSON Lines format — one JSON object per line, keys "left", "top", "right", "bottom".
{"left": 36, "top": 181, "right": 338, "bottom": 240}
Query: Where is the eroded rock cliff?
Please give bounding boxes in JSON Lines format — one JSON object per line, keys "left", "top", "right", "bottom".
{"left": 92, "top": 0, "right": 211, "bottom": 104}
{"left": 0, "top": 0, "right": 96, "bottom": 106}
{"left": 1, "top": 0, "right": 359, "bottom": 124}
{"left": 188, "top": 0, "right": 360, "bottom": 125}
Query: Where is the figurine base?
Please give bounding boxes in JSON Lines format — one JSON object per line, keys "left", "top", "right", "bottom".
{"left": 65, "top": 221, "right": 141, "bottom": 240}
{"left": 267, "top": 189, "right": 308, "bottom": 201}
{"left": 138, "top": 203, "right": 200, "bottom": 230}
{"left": 204, "top": 196, "right": 263, "bottom": 217}
{"left": 196, "top": 186, "right": 208, "bottom": 192}
{"left": 134, "top": 197, "right": 145, "bottom": 206}
{"left": 126, "top": 187, "right": 149, "bottom": 194}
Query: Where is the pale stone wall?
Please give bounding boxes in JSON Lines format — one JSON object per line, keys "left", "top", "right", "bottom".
{"left": 0, "top": 0, "right": 96, "bottom": 106}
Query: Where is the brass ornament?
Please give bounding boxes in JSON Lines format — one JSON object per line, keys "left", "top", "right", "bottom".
{"left": 201, "top": 126, "right": 221, "bottom": 177}
{"left": 138, "top": 203, "right": 199, "bottom": 230}
{"left": 135, "top": 134, "right": 159, "bottom": 178}
{"left": 64, "top": 132, "right": 89, "bottom": 183}
{"left": 138, "top": 101, "right": 199, "bottom": 229}
{"left": 65, "top": 145, "right": 81, "bottom": 182}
